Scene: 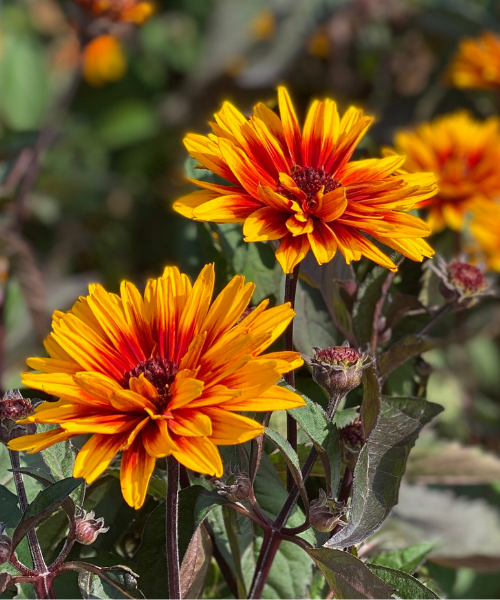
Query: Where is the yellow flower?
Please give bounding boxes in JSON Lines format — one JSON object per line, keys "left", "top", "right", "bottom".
{"left": 9, "top": 265, "right": 304, "bottom": 509}
{"left": 470, "top": 201, "right": 500, "bottom": 272}
{"left": 82, "top": 35, "right": 127, "bottom": 87}
{"left": 446, "top": 31, "right": 500, "bottom": 91}
{"left": 393, "top": 111, "right": 500, "bottom": 233}
{"left": 76, "top": 0, "right": 155, "bottom": 24}
{"left": 174, "top": 87, "right": 437, "bottom": 274}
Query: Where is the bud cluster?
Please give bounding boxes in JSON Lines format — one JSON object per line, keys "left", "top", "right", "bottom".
{"left": 0, "top": 390, "right": 36, "bottom": 445}
{"left": 303, "top": 342, "right": 371, "bottom": 400}
{"left": 214, "top": 465, "right": 251, "bottom": 503}
{"left": 309, "top": 489, "right": 346, "bottom": 533}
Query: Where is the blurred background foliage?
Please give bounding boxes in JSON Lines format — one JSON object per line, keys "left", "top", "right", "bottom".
{"left": 1, "top": 0, "right": 500, "bottom": 598}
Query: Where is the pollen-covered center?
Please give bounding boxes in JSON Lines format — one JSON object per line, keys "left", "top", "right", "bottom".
{"left": 123, "top": 358, "right": 179, "bottom": 404}
{"left": 276, "top": 166, "right": 341, "bottom": 213}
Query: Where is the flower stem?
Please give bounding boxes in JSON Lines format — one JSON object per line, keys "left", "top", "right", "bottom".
{"left": 283, "top": 264, "right": 300, "bottom": 491}
{"left": 166, "top": 455, "right": 181, "bottom": 600}
{"left": 8, "top": 449, "right": 47, "bottom": 574}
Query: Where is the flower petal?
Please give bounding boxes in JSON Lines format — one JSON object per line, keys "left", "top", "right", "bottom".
{"left": 120, "top": 435, "right": 156, "bottom": 509}
{"left": 243, "top": 207, "right": 289, "bottom": 241}
{"left": 275, "top": 233, "right": 311, "bottom": 273}
{"left": 204, "top": 408, "right": 264, "bottom": 444}
{"left": 172, "top": 436, "right": 223, "bottom": 477}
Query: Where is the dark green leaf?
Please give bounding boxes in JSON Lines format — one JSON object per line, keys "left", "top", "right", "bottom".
{"left": 307, "top": 548, "right": 395, "bottom": 599}
{"left": 370, "top": 542, "right": 435, "bottom": 573}
{"left": 368, "top": 565, "right": 440, "bottom": 599}
{"left": 325, "top": 397, "right": 443, "bottom": 549}
{"left": 378, "top": 335, "right": 434, "bottom": 381}
{"left": 386, "top": 294, "right": 427, "bottom": 330}
{"left": 288, "top": 386, "right": 341, "bottom": 495}
{"left": 0, "top": 484, "right": 22, "bottom": 528}
{"left": 180, "top": 526, "right": 213, "bottom": 599}
{"left": 265, "top": 427, "right": 309, "bottom": 509}
{"left": 360, "top": 364, "right": 381, "bottom": 439}
{"left": 68, "top": 562, "right": 140, "bottom": 599}
{"left": 352, "top": 258, "right": 399, "bottom": 346}
{"left": 11, "top": 477, "right": 82, "bottom": 550}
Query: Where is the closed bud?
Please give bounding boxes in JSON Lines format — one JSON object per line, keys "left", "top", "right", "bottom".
{"left": 339, "top": 418, "right": 364, "bottom": 470}
{"left": 0, "top": 529, "right": 12, "bottom": 565}
{"left": 0, "top": 390, "right": 36, "bottom": 445}
{"left": 303, "top": 342, "right": 371, "bottom": 399}
{"left": 309, "top": 489, "right": 346, "bottom": 533}
{"left": 214, "top": 465, "right": 251, "bottom": 502}
{"left": 75, "top": 510, "right": 109, "bottom": 545}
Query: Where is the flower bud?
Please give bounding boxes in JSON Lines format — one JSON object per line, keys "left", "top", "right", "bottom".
{"left": 214, "top": 465, "right": 252, "bottom": 502}
{"left": 75, "top": 510, "right": 109, "bottom": 545}
{"left": 0, "top": 531, "right": 12, "bottom": 565}
{"left": 303, "top": 342, "right": 371, "bottom": 399}
{"left": 429, "top": 257, "right": 492, "bottom": 307}
{"left": 0, "top": 390, "right": 36, "bottom": 445}
{"left": 339, "top": 418, "right": 364, "bottom": 470}
{"left": 309, "top": 489, "right": 346, "bottom": 533}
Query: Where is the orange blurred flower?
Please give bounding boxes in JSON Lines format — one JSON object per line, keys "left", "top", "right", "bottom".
{"left": 9, "top": 265, "right": 304, "bottom": 509}
{"left": 82, "top": 34, "right": 126, "bottom": 86}
{"left": 76, "top": 0, "right": 155, "bottom": 24}
{"left": 393, "top": 111, "right": 500, "bottom": 233}
{"left": 174, "top": 87, "right": 437, "bottom": 274}
{"left": 470, "top": 201, "right": 500, "bottom": 272}
{"left": 446, "top": 31, "right": 500, "bottom": 91}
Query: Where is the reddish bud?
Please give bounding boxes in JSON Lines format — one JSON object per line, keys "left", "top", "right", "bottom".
{"left": 214, "top": 465, "right": 252, "bottom": 502}
{"left": 339, "top": 418, "right": 365, "bottom": 470}
{"left": 0, "top": 390, "right": 36, "bottom": 445}
{"left": 75, "top": 510, "right": 109, "bottom": 545}
{"left": 430, "top": 257, "right": 492, "bottom": 306}
{"left": 0, "top": 531, "right": 12, "bottom": 565}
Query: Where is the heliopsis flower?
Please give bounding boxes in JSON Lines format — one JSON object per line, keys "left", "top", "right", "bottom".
{"left": 82, "top": 35, "right": 127, "bottom": 87}
{"left": 446, "top": 31, "right": 500, "bottom": 91}
{"left": 174, "top": 87, "right": 437, "bottom": 273}
{"left": 9, "top": 265, "right": 304, "bottom": 509}
{"left": 393, "top": 111, "right": 500, "bottom": 233}
{"left": 76, "top": 0, "right": 155, "bottom": 24}
{"left": 470, "top": 201, "right": 500, "bottom": 272}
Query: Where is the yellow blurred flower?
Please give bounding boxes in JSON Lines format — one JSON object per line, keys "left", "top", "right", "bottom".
{"left": 250, "top": 9, "right": 275, "bottom": 41}
{"left": 9, "top": 265, "right": 304, "bottom": 509}
{"left": 470, "top": 201, "right": 500, "bottom": 271}
{"left": 174, "top": 87, "right": 437, "bottom": 274}
{"left": 393, "top": 111, "right": 500, "bottom": 233}
{"left": 76, "top": 0, "right": 155, "bottom": 24}
{"left": 82, "top": 35, "right": 127, "bottom": 87}
{"left": 446, "top": 31, "right": 500, "bottom": 91}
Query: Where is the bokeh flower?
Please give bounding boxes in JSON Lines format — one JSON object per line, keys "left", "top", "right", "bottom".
{"left": 9, "top": 265, "right": 304, "bottom": 509}
{"left": 76, "top": 0, "right": 155, "bottom": 24}
{"left": 82, "top": 35, "right": 127, "bottom": 87}
{"left": 470, "top": 201, "right": 500, "bottom": 272}
{"left": 174, "top": 87, "right": 437, "bottom": 273}
{"left": 446, "top": 31, "right": 500, "bottom": 91}
{"left": 393, "top": 111, "right": 500, "bottom": 233}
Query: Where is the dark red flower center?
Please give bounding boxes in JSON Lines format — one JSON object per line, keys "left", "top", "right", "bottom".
{"left": 339, "top": 419, "right": 364, "bottom": 447}
{"left": 448, "top": 261, "right": 486, "bottom": 294}
{"left": 123, "top": 358, "right": 179, "bottom": 398}
{"left": 276, "top": 166, "right": 341, "bottom": 212}
{"left": 315, "top": 346, "right": 360, "bottom": 365}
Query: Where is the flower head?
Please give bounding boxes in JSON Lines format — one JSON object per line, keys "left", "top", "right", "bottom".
{"left": 174, "top": 87, "right": 437, "bottom": 273}
{"left": 76, "top": 0, "right": 155, "bottom": 24}
{"left": 304, "top": 343, "right": 371, "bottom": 398}
{"left": 0, "top": 390, "right": 36, "bottom": 445}
{"left": 429, "top": 256, "right": 492, "bottom": 306}
{"left": 9, "top": 265, "right": 304, "bottom": 509}
{"left": 393, "top": 111, "right": 500, "bottom": 233}
{"left": 82, "top": 35, "right": 127, "bottom": 87}
{"left": 446, "top": 31, "right": 500, "bottom": 91}
{"left": 75, "top": 510, "right": 109, "bottom": 545}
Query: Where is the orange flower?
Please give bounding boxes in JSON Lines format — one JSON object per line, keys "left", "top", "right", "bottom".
{"left": 446, "top": 31, "right": 500, "bottom": 91}
{"left": 9, "top": 265, "right": 304, "bottom": 509}
{"left": 174, "top": 87, "right": 437, "bottom": 273}
{"left": 82, "top": 35, "right": 126, "bottom": 87}
{"left": 393, "top": 111, "right": 500, "bottom": 233}
{"left": 76, "top": 0, "right": 155, "bottom": 24}
{"left": 470, "top": 201, "right": 500, "bottom": 272}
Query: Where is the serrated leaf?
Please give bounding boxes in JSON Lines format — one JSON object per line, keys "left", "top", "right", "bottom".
{"left": 368, "top": 565, "right": 439, "bottom": 599}
{"left": 370, "top": 542, "right": 435, "bottom": 573}
{"left": 265, "top": 427, "right": 308, "bottom": 509}
{"left": 325, "top": 397, "right": 443, "bottom": 549}
{"left": 360, "top": 363, "right": 380, "bottom": 439}
{"left": 307, "top": 548, "right": 395, "bottom": 599}
{"left": 288, "top": 386, "right": 341, "bottom": 495}
{"left": 11, "top": 477, "right": 82, "bottom": 550}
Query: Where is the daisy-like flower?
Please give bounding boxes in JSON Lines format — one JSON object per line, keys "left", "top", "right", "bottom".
{"left": 82, "top": 35, "right": 127, "bottom": 87}
{"left": 470, "top": 201, "right": 500, "bottom": 272}
{"left": 76, "top": 0, "right": 155, "bottom": 24}
{"left": 9, "top": 265, "right": 304, "bottom": 509}
{"left": 393, "top": 111, "right": 500, "bottom": 233}
{"left": 446, "top": 31, "right": 500, "bottom": 91}
{"left": 174, "top": 87, "right": 437, "bottom": 274}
